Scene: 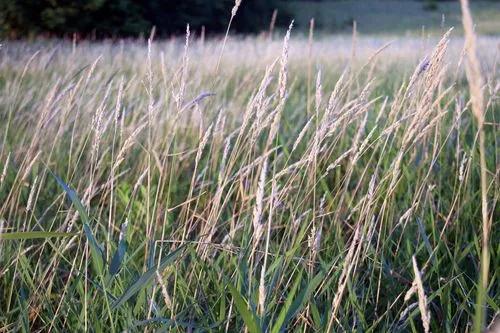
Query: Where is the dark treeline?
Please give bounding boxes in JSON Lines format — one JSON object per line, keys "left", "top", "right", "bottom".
{"left": 0, "top": 0, "right": 290, "bottom": 39}
{"left": 0, "top": 0, "right": 472, "bottom": 39}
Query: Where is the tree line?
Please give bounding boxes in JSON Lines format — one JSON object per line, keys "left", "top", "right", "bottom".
{"left": 0, "top": 0, "right": 289, "bottom": 39}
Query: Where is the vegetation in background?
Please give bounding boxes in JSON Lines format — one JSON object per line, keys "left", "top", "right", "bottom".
{"left": 0, "top": 0, "right": 288, "bottom": 38}
{"left": 283, "top": 0, "right": 500, "bottom": 35}
{"left": 3, "top": 0, "right": 500, "bottom": 38}
{"left": 423, "top": 0, "right": 439, "bottom": 11}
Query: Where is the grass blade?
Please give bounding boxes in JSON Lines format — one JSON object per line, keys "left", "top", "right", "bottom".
{"left": 227, "top": 283, "right": 262, "bottom": 333}
{"left": 270, "top": 270, "right": 302, "bottom": 333}
{"left": 109, "top": 221, "right": 128, "bottom": 276}
{"left": 112, "top": 245, "right": 186, "bottom": 310}
{"left": 0, "top": 231, "right": 77, "bottom": 240}
{"left": 283, "top": 271, "right": 324, "bottom": 326}
{"left": 50, "top": 171, "right": 105, "bottom": 275}
{"left": 18, "top": 287, "right": 29, "bottom": 333}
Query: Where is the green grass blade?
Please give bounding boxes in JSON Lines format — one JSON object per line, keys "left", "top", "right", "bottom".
{"left": 133, "top": 317, "right": 223, "bottom": 331}
{"left": 82, "top": 223, "right": 105, "bottom": 275}
{"left": 270, "top": 270, "right": 302, "bottom": 333}
{"left": 18, "top": 287, "right": 29, "bottom": 333}
{"left": 112, "top": 245, "right": 186, "bottom": 310}
{"left": 227, "top": 283, "right": 262, "bottom": 333}
{"left": 0, "top": 231, "right": 77, "bottom": 240}
{"left": 283, "top": 271, "right": 324, "bottom": 326}
{"left": 51, "top": 172, "right": 89, "bottom": 222}
{"left": 109, "top": 222, "right": 128, "bottom": 276}
{"left": 50, "top": 171, "right": 105, "bottom": 275}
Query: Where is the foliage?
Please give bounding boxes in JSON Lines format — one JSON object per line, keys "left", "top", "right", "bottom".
{"left": 423, "top": 0, "right": 439, "bottom": 11}
{"left": 0, "top": 0, "right": 287, "bottom": 38}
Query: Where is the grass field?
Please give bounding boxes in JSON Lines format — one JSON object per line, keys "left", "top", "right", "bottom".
{"left": 0, "top": 3, "right": 499, "bottom": 332}
{"left": 283, "top": 0, "right": 500, "bottom": 35}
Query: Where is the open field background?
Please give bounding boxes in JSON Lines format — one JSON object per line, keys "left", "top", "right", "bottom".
{"left": 283, "top": 0, "right": 500, "bottom": 35}
{"left": 0, "top": 12, "right": 499, "bottom": 333}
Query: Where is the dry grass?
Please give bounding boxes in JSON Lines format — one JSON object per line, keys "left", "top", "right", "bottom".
{"left": 0, "top": 21, "right": 498, "bottom": 332}
{"left": 459, "top": 1, "right": 492, "bottom": 332}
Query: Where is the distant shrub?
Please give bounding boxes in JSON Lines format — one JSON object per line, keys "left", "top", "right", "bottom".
{"left": 423, "top": 0, "right": 439, "bottom": 11}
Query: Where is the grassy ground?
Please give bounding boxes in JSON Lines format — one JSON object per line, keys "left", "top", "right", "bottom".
{"left": 0, "top": 20, "right": 499, "bottom": 333}
{"left": 282, "top": 0, "right": 500, "bottom": 35}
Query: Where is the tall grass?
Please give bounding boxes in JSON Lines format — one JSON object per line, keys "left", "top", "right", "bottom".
{"left": 0, "top": 23, "right": 498, "bottom": 332}
{"left": 459, "top": 1, "right": 494, "bottom": 332}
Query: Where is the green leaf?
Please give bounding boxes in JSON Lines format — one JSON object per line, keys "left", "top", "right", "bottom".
{"left": 271, "top": 270, "right": 302, "bottom": 333}
{"left": 19, "top": 287, "right": 29, "bottom": 333}
{"left": 270, "top": 270, "right": 323, "bottom": 333}
{"left": 0, "top": 231, "right": 77, "bottom": 240}
{"left": 109, "top": 222, "right": 128, "bottom": 276}
{"left": 82, "top": 223, "right": 105, "bottom": 275}
{"left": 51, "top": 173, "right": 89, "bottom": 222}
{"left": 227, "top": 283, "right": 262, "bottom": 333}
{"left": 416, "top": 217, "right": 436, "bottom": 266}
{"left": 50, "top": 171, "right": 105, "bottom": 275}
{"left": 112, "top": 245, "right": 186, "bottom": 310}
{"left": 283, "top": 271, "right": 324, "bottom": 326}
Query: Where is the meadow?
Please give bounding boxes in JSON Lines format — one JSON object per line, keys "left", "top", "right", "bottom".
{"left": 0, "top": 4, "right": 498, "bottom": 332}
{"left": 284, "top": 0, "right": 500, "bottom": 35}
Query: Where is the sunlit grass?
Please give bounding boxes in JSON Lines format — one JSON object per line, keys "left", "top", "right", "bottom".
{"left": 0, "top": 26, "right": 498, "bottom": 332}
